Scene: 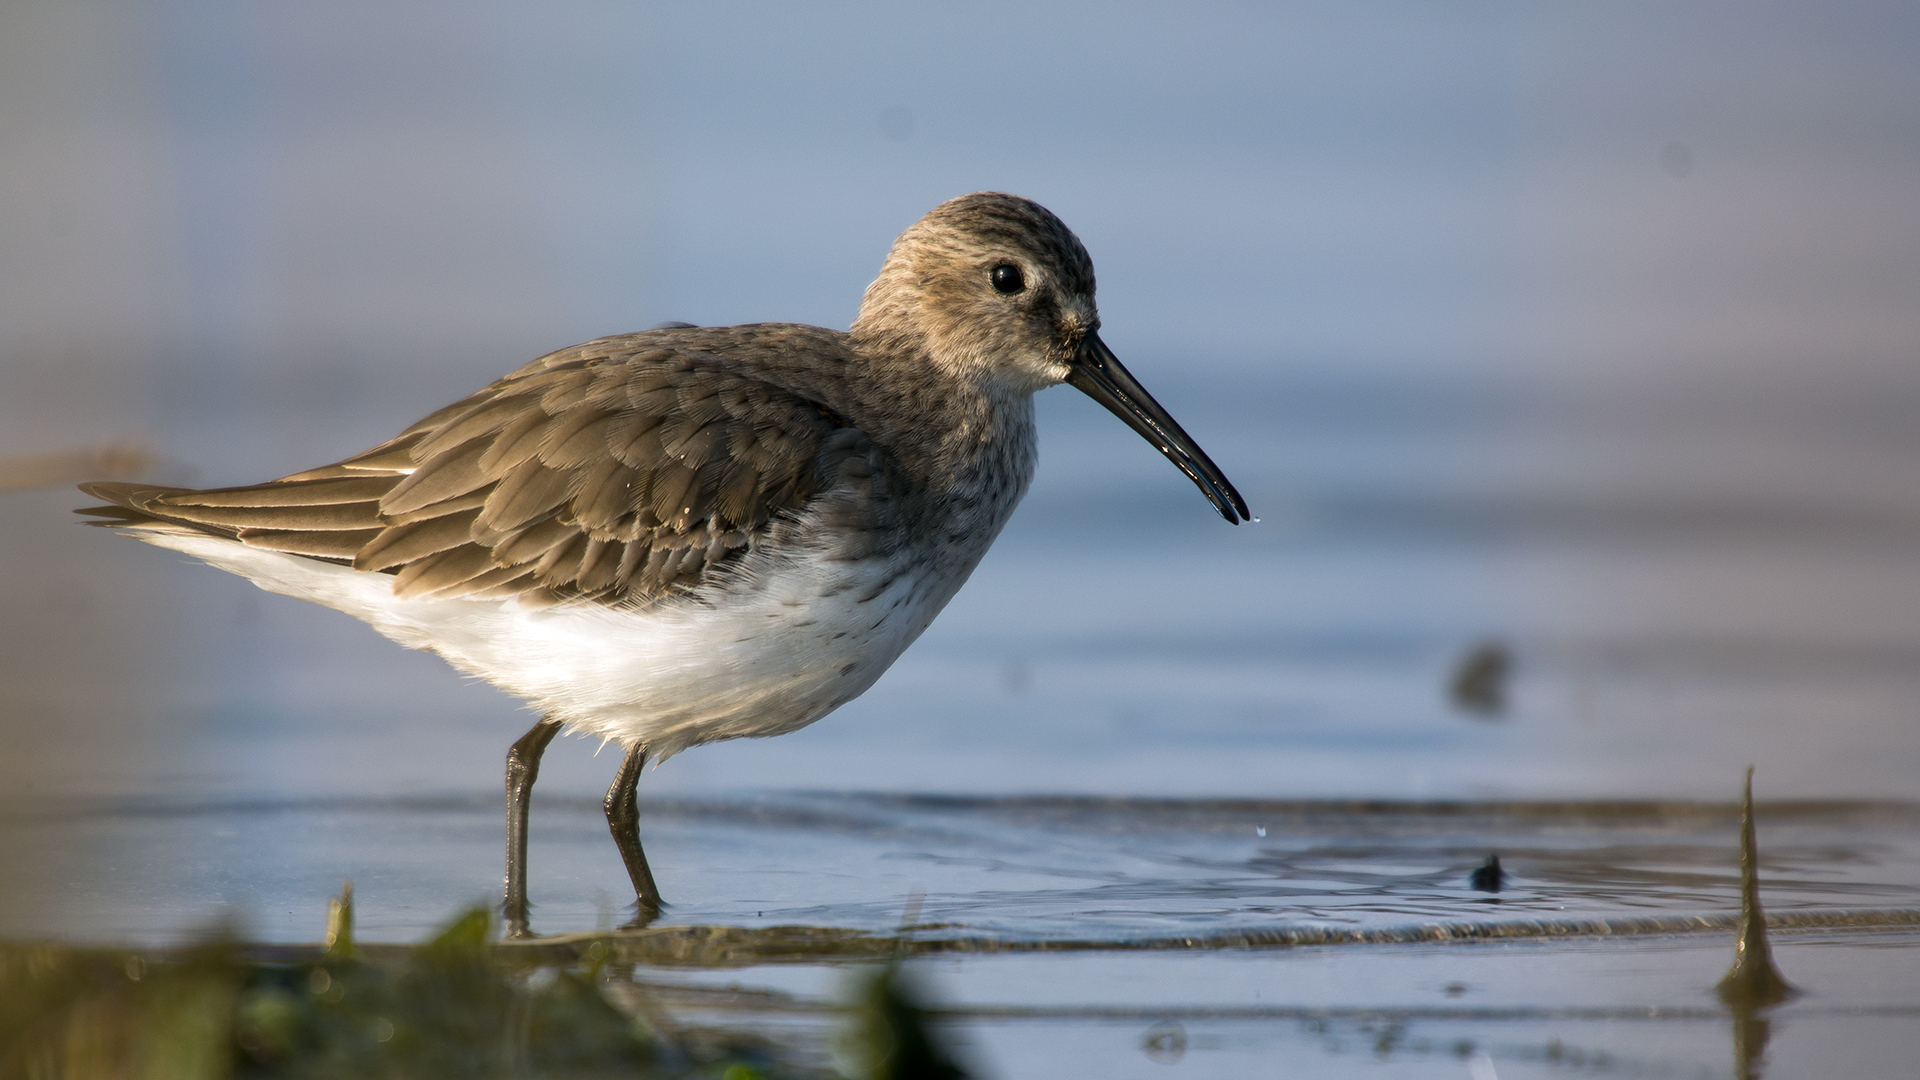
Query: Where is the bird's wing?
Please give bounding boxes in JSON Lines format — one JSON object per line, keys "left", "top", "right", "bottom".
{"left": 78, "top": 334, "right": 861, "bottom": 605}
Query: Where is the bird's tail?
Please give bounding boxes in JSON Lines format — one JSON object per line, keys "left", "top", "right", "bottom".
{"left": 75, "top": 475, "right": 401, "bottom": 564}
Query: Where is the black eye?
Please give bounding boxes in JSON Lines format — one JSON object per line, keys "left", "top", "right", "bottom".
{"left": 990, "top": 264, "right": 1025, "bottom": 294}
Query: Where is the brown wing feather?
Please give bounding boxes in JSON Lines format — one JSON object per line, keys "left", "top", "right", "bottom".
{"left": 78, "top": 331, "right": 858, "bottom": 605}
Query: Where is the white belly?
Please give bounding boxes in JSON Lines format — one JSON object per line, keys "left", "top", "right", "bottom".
{"left": 141, "top": 529, "right": 957, "bottom": 760}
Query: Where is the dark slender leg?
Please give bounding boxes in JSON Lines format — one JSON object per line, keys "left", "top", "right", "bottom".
{"left": 503, "top": 717, "right": 562, "bottom": 938}
{"left": 605, "top": 743, "right": 663, "bottom": 922}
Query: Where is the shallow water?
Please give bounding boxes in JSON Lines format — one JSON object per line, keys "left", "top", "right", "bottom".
{"left": 15, "top": 792, "right": 1920, "bottom": 1076}
{"left": 620, "top": 932, "right": 1920, "bottom": 1078}
{"left": 12, "top": 791, "right": 1920, "bottom": 945}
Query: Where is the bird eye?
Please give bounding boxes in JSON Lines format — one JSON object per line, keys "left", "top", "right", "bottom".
{"left": 990, "top": 264, "right": 1025, "bottom": 294}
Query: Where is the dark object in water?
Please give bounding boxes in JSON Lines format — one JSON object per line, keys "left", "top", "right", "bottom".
{"left": 1449, "top": 641, "right": 1510, "bottom": 716}
{"left": 1141, "top": 1021, "right": 1187, "bottom": 1064}
{"left": 1469, "top": 854, "right": 1506, "bottom": 892}
{"left": 1717, "top": 767, "right": 1796, "bottom": 1008}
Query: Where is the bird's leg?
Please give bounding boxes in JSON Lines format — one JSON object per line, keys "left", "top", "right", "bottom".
{"left": 503, "top": 716, "right": 562, "bottom": 938}
{"left": 605, "top": 743, "right": 663, "bottom": 924}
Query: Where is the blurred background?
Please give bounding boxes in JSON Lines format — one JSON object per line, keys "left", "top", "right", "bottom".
{"left": 3, "top": 1, "right": 1919, "bottom": 936}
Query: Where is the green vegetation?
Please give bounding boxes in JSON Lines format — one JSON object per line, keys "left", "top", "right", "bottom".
{"left": 0, "top": 906, "right": 805, "bottom": 1080}
{"left": 841, "top": 964, "right": 967, "bottom": 1080}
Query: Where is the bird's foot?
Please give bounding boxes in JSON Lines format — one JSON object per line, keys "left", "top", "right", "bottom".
{"left": 618, "top": 900, "right": 663, "bottom": 932}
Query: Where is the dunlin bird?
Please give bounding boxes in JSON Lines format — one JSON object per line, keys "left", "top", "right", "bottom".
{"left": 79, "top": 192, "right": 1248, "bottom": 935}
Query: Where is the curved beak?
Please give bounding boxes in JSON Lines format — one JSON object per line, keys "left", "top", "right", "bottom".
{"left": 1066, "top": 333, "right": 1250, "bottom": 523}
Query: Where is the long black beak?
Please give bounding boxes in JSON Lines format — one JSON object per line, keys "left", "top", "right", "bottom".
{"left": 1066, "top": 333, "right": 1250, "bottom": 523}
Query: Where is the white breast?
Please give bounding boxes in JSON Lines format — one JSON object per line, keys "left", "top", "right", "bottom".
{"left": 445, "top": 544, "right": 957, "bottom": 758}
